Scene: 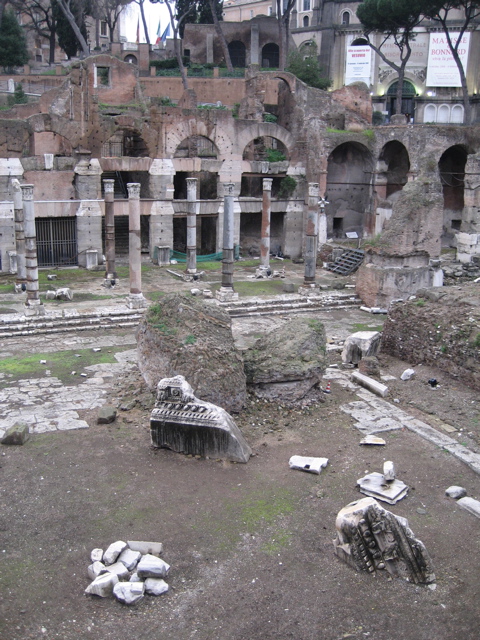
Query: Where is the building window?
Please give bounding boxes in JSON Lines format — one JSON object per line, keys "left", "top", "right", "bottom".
{"left": 100, "top": 21, "right": 108, "bottom": 37}
{"left": 303, "top": 0, "right": 310, "bottom": 10}
{"left": 96, "top": 66, "right": 110, "bottom": 87}
{"left": 303, "top": 16, "right": 309, "bottom": 27}
{"left": 342, "top": 11, "right": 350, "bottom": 25}
{"left": 268, "top": 6, "right": 272, "bottom": 15}
{"left": 250, "top": 9, "right": 254, "bottom": 17}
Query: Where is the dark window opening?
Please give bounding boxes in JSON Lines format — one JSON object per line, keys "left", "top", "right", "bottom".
{"left": 451, "top": 219, "right": 462, "bottom": 230}
{"left": 200, "top": 217, "right": 217, "bottom": 254}
{"left": 97, "top": 66, "right": 110, "bottom": 87}
{"left": 173, "top": 217, "right": 187, "bottom": 253}
{"left": 303, "top": 16, "right": 309, "bottom": 27}
{"left": 261, "top": 43, "right": 279, "bottom": 69}
{"left": 333, "top": 217, "right": 343, "bottom": 236}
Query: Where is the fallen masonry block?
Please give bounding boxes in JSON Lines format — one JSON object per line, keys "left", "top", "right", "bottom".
{"left": 357, "top": 471, "right": 408, "bottom": 505}
{"left": 1, "top": 422, "right": 30, "bottom": 445}
{"left": 289, "top": 455, "right": 328, "bottom": 474}
{"left": 150, "top": 375, "right": 251, "bottom": 463}
{"left": 137, "top": 554, "right": 170, "bottom": 579}
{"left": 457, "top": 497, "right": 480, "bottom": 519}
{"left": 351, "top": 372, "right": 389, "bottom": 397}
{"left": 85, "top": 572, "right": 119, "bottom": 597}
{"left": 334, "top": 497, "right": 435, "bottom": 585}
{"left": 90, "top": 548, "right": 103, "bottom": 563}
{"left": 113, "top": 581, "right": 145, "bottom": 605}
{"left": 144, "top": 578, "right": 169, "bottom": 596}
{"left": 445, "top": 486, "right": 467, "bottom": 499}
{"left": 359, "top": 435, "right": 386, "bottom": 446}
{"left": 127, "top": 541, "right": 163, "bottom": 557}
{"left": 103, "top": 540, "right": 128, "bottom": 566}
{"left": 97, "top": 406, "right": 117, "bottom": 424}
{"left": 342, "top": 331, "right": 382, "bottom": 364}
{"left": 104, "top": 561, "right": 130, "bottom": 581}
{"left": 118, "top": 548, "right": 141, "bottom": 571}
{"left": 87, "top": 561, "right": 107, "bottom": 581}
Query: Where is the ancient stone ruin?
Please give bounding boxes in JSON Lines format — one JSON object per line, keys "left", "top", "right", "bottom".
{"left": 150, "top": 375, "right": 252, "bottom": 463}
{"left": 136, "top": 293, "right": 247, "bottom": 413}
{"left": 243, "top": 316, "right": 327, "bottom": 404}
{"left": 334, "top": 497, "right": 435, "bottom": 585}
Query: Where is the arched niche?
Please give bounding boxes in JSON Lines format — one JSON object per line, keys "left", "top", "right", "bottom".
{"left": 242, "top": 136, "right": 288, "bottom": 162}
{"left": 228, "top": 41, "right": 246, "bottom": 68}
{"left": 439, "top": 145, "right": 468, "bottom": 226}
{"left": 102, "top": 129, "right": 148, "bottom": 158}
{"left": 326, "top": 141, "right": 373, "bottom": 238}
{"left": 262, "top": 43, "right": 279, "bottom": 69}
{"left": 174, "top": 135, "right": 218, "bottom": 159}
{"left": 379, "top": 141, "right": 410, "bottom": 198}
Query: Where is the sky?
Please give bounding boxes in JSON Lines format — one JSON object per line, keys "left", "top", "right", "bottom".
{"left": 121, "top": 1, "right": 172, "bottom": 43}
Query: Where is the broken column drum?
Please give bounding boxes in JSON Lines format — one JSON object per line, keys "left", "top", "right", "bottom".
{"left": 333, "top": 497, "right": 435, "bottom": 585}
{"left": 127, "top": 182, "right": 147, "bottom": 308}
{"left": 150, "top": 375, "right": 251, "bottom": 463}
{"left": 260, "top": 178, "right": 273, "bottom": 271}
{"left": 21, "top": 184, "right": 44, "bottom": 314}
{"left": 186, "top": 177, "right": 198, "bottom": 274}
{"left": 304, "top": 183, "right": 319, "bottom": 285}
{"left": 103, "top": 178, "right": 117, "bottom": 282}
{"left": 12, "top": 179, "right": 26, "bottom": 289}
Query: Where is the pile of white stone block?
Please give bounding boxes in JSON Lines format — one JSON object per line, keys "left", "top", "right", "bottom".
{"left": 85, "top": 540, "right": 170, "bottom": 605}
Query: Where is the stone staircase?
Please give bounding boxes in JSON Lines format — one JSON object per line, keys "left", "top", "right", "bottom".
{"left": 220, "top": 290, "right": 362, "bottom": 318}
{"left": 0, "top": 291, "right": 362, "bottom": 338}
{"left": 0, "top": 307, "right": 146, "bottom": 338}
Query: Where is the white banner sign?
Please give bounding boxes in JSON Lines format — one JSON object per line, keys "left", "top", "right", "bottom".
{"left": 345, "top": 46, "right": 372, "bottom": 84}
{"left": 426, "top": 32, "right": 470, "bottom": 87}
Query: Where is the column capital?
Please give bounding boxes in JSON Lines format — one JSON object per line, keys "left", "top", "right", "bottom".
{"left": 103, "top": 179, "right": 115, "bottom": 194}
{"left": 127, "top": 182, "right": 141, "bottom": 199}
{"left": 262, "top": 178, "right": 273, "bottom": 191}
{"left": 20, "top": 184, "right": 34, "bottom": 201}
{"left": 223, "top": 182, "right": 235, "bottom": 197}
{"left": 186, "top": 177, "right": 198, "bottom": 187}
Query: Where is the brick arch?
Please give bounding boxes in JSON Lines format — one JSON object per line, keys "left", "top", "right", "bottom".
{"left": 262, "top": 70, "right": 297, "bottom": 95}
{"left": 237, "top": 123, "right": 295, "bottom": 158}
{"left": 165, "top": 120, "right": 235, "bottom": 158}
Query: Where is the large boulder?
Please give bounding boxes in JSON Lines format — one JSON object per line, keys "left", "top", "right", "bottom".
{"left": 243, "top": 317, "right": 327, "bottom": 403}
{"left": 136, "top": 293, "right": 246, "bottom": 413}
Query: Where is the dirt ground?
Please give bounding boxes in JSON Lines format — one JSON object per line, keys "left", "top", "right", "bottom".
{"left": 1, "top": 263, "right": 480, "bottom": 640}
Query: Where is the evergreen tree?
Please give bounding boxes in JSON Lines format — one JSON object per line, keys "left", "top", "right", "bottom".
{"left": 53, "top": 0, "right": 88, "bottom": 59}
{"left": 0, "top": 9, "right": 29, "bottom": 72}
{"left": 175, "top": 0, "right": 223, "bottom": 38}
{"left": 287, "top": 42, "right": 331, "bottom": 90}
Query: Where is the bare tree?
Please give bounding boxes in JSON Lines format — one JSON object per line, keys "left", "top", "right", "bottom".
{"left": 276, "top": 0, "right": 295, "bottom": 70}
{"left": 92, "top": 0, "right": 133, "bottom": 42}
{"left": 55, "top": 0, "right": 90, "bottom": 57}
{"left": 132, "top": 0, "right": 150, "bottom": 44}
{"left": 10, "top": 0, "right": 58, "bottom": 64}
{"left": 161, "top": 0, "right": 196, "bottom": 90}
{"left": 207, "top": 0, "right": 233, "bottom": 73}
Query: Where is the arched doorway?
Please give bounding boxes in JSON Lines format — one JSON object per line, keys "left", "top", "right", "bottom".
{"left": 386, "top": 80, "right": 416, "bottom": 120}
{"left": 262, "top": 43, "right": 279, "bottom": 68}
{"left": 379, "top": 141, "right": 410, "bottom": 198}
{"left": 439, "top": 145, "right": 468, "bottom": 242}
{"left": 228, "top": 41, "right": 246, "bottom": 68}
{"left": 326, "top": 142, "right": 373, "bottom": 237}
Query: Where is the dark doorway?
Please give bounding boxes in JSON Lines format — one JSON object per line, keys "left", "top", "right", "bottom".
{"left": 201, "top": 217, "right": 217, "bottom": 254}
{"left": 262, "top": 43, "right": 279, "bottom": 68}
{"left": 173, "top": 217, "right": 187, "bottom": 253}
{"left": 228, "top": 41, "right": 246, "bottom": 68}
{"left": 386, "top": 80, "right": 416, "bottom": 121}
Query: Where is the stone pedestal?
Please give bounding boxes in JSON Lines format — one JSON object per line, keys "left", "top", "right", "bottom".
{"left": 155, "top": 246, "right": 171, "bottom": 266}
{"left": 86, "top": 249, "right": 99, "bottom": 270}
{"left": 127, "top": 292, "right": 148, "bottom": 309}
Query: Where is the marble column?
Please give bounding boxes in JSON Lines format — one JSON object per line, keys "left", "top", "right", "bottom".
{"left": 260, "top": 178, "right": 273, "bottom": 273}
{"left": 127, "top": 183, "right": 147, "bottom": 308}
{"left": 12, "top": 179, "right": 26, "bottom": 291}
{"left": 186, "top": 177, "right": 197, "bottom": 274}
{"left": 304, "top": 183, "right": 319, "bottom": 285}
{"left": 103, "top": 179, "right": 117, "bottom": 284}
{"left": 318, "top": 195, "right": 329, "bottom": 246}
{"left": 22, "top": 184, "right": 45, "bottom": 315}
{"left": 216, "top": 183, "right": 238, "bottom": 301}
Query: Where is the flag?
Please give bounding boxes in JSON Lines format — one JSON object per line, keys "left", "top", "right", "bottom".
{"left": 155, "top": 20, "right": 162, "bottom": 45}
{"left": 161, "top": 24, "right": 171, "bottom": 42}
{"left": 136, "top": 18, "right": 140, "bottom": 44}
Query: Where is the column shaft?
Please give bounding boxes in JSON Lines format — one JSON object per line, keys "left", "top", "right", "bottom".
{"left": 186, "top": 177, "right": 197, "bottom": 274}
{"left": 13, "top": 180, "right": 26, "bottom": 286}
{"left": 103, "top": 179, "right": 116, "bottom": 281}
{"left": 304, "top": 183, "right": 319, "bottom": 285}
{"left": 260, "top": 178, "right": 273, "bottom": 270}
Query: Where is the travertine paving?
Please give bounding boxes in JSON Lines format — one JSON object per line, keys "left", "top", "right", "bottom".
{"left": 0, "top": 348, "right": 136, "bottom": 436}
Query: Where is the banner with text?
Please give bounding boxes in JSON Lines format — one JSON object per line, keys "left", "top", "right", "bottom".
{"left": 426, "top": 32, "right": 470, "bottom": 87}
{"left": 345, "top": 46, "right": 372, "bottom": 85}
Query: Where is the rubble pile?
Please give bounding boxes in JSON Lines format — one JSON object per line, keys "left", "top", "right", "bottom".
{"left": 84, "top": 540, "right": 170, "bottom": 605}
